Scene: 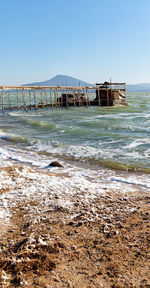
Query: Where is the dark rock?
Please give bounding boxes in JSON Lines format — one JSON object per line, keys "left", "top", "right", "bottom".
{"left": 67, "top": 221, "right": 75, "bottom": 226}
{"left": 48, "top": 161, "right": 63, "bottom": 168}
{"left": 75, "top": 221, "right": 83, "bottom": 227}
{"left": 23, "top": 222, "right": 30, "bottom": 229}
{"left": 74, "top": 202, "right": 79, "bottom": 207}
{"left": 66, "top": 231, "right": 73, "bottom": 236}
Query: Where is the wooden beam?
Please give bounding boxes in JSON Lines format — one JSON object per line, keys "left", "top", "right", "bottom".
{"left": 0, "top": 84, "right": 126, "bottom": 90}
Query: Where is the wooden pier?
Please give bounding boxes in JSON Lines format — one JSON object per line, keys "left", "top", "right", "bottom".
{"left": 0, "top": 82, "right": 126, "bottom": 115}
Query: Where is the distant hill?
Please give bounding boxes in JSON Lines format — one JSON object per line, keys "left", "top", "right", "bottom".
{"left": 23, "top": 75, "right": 93, "bottom": 87}
{"left": 126, "top": 83, "right": 150, "bottom": 92}
{"left": 23, "top": 75, "right": 150, "bottom": 92}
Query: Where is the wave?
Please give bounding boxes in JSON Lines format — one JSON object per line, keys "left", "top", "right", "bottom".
{"left": 9, "top": 111, "right": 56, "bottom": 130}
{"left": 83, "top": 158, "right": 150, "bottom": 173}
{"left": 9, "top": 112, "right": 38, "bottom": 117}
{"left": 29, "top": 140, "right": 150, "bottom": 173}
{"left": 27, "top": 120, "right": 55, "bottom": 129}
{"left": 0, "top": 132, "right": 29, "bottom": 144}
{"left": 1, "top": 143, "right": 150, "bottom": 174}
{"left": 0, "top": 147, "right": 45, "bottom": 167}
{"left": 124, "top": 140, "right": 145, "bottom": 149}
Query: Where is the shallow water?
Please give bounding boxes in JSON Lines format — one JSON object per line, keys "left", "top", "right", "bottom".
{"left": 0, "top": 92, "right": 150, "bottom": 173}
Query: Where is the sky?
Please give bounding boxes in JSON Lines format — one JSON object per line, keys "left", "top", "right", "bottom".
{"left": 0, "top": 0, "right": 150, "bottom": 85}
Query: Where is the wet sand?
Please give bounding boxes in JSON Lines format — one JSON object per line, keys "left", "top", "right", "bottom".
{"left": 0, "top": 162, "right": 149, "bottom": 288}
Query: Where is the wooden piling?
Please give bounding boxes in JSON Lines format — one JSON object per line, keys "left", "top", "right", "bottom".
{"left": 16, "top": 88, "right": 19, "bottom": 110}
{"left": 88, "top": 90, "right": 90, "bottom": 107}
{"left": 49, "top": 88, "right": 53, "bottom": 108}
{"left": 78, "top": 89, "right": 81, "bottom": 107}
{"left": 98, "top": 88, "right": 101, "bottom": 106}
{"left": 29, "top": 89, "right": 31, "bottom": 109}
{"left": 22, "top": 88, "right": 28, "bottom": 111}
{"left": 22, "top": 88, "right": 25, "bottom": 109}
{"left": 44, "top": 90, "right": 48, "bottom": 107}
{"left": 61, "top": 88, "right": 64, "bottom": 107}
{"left": 56, "top": 88, "right": 60, "bottom": 107}
{"left": 54, "top": 89, "right": 57, "bottom": 107}
{"left": 33, "top": 89, "right": 37, "bottom": 110}
{"left": 111, "top": 89, "right": 113, "bottom": 106}
{"left": 40, "top": 89, "right": 44, "bottom": 108}
{"left": 84, "top": 88, "right": 88, "bottom": 107}
{"left": 7, "top": 89, "right": 11, "bottom": 110}
{"left": 73, "top": 88, "right": 76, "bottom": 108}
{"left": 107, "top": 89, "right": 109, "bottom": 106}
{"left": 2, "top": 88, "right": 5, "bottom": 116}
{"left": 66, "top": 88, "right": 68, "bottom": 108}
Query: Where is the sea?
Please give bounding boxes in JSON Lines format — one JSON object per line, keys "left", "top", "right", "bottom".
{"left": 0, "top": 92, "right": 150, "bottom": 180}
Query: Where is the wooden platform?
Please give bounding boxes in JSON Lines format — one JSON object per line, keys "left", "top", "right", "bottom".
{"left": 0, "top": 83, "right": 126, "bottom": 115}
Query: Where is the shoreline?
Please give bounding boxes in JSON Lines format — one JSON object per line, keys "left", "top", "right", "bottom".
{"left": 0, "top": 158, "right": 150, "bottom": 287}
{"left": 1, "top": 135, "right": 150, "bottom": 185}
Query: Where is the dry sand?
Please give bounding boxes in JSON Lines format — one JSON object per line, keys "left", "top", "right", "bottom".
{"left": 0, "top": 164, "right": 149, "bottom": 288}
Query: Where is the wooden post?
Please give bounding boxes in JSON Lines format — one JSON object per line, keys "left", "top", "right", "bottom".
{"left": 78, "top": 89, "right": 81, "bottom": 107}
{"left": 25, "top": 88, "right": 28, "bottom": 111}
{"left": 56, "top": 88, "right": 60, "bottom": 107}
{"left": 66, "top": 88, "right": 68, "bottom": 108}
{"left": 2, "top": 88, "right": 5, "bottom": 116}
{"left": 40, "top": 89, "right": 44, "bottom": 108}
{"left": 22, "top": 88, "right": 24, "bottom": 107}
{"left": 52, "top": 89, "right": 54, "bottom": 108}
{"left": 73, "top": 88, "right": 76, "bottom": 108}
{"left": 49, "top": 88, "right": 53, "bottom": 108}
{"left": 23, "top": 88, "right": 27, "bottom": 111}
{"left": 29, "top": 89, "right": 31, "bottom": 109}
{"left": 88, "top": 89, "right": 90, "bottom": 107}
{"left": 56, "top": 88, "right": 58, "bottom": 107}
{"left": 61, "top": 88, "right": 64, "bottom": 107}
{"left": 84, "top": 88, "right": 88, "bottom": 107}
{"left": 45, "top": 90, "right": 48, "bottom": 107}
{"left": 22, "top": 88, "right": 25, "bottom": 108}
{"left": 98, "top": 88, "right": 100, "bottom": 106}
{"left": 111, "top": 88, "right": 113, "bottom": 106}
{"left": 7, "top": 89, "right": 11, "bottom": 110}
{"left": 54, "top": 89, "right": 57, "bottom": 107}
{"left": 16, "top": 88, "right": 19, "bottom": 110}
{"left": 107, "top": 89, "right": 109, "bottom": 106}
{"left": 33, "top": 89, "right": 37, "bottom": 110}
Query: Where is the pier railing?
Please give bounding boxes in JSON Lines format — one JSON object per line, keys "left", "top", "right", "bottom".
{"left": 0, "top": 84, "right": 126, "bottom": 115}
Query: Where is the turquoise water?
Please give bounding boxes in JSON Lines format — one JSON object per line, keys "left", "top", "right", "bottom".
{"left": 0, "top": 92, "right": 150, "bottom": 172}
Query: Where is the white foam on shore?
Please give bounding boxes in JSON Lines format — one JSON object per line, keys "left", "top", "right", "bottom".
{"left": 0, "top": 147, "right": 47, "bottom": 168}
{"left": 0, "top": 152, "right": 150, "bottom": 224}
{"left": 0, "top": 140, "right": 150, "bottom": 224}
{"left": 109, "top": 176, "right": 150, "bottom": 188}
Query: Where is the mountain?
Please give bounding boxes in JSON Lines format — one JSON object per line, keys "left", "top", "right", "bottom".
{"left": 23, "top": 75, "right": 93, "bottom": 87}
{"left": 126, "top": 83, "right": 150, "bottom": 92}
{"left": 23, "top": 75, "right": 150, "bottom": 92}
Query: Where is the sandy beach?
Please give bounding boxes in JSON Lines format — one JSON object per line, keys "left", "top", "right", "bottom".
{"left": 0, "top": 158, "right": 149, "bottom": 288}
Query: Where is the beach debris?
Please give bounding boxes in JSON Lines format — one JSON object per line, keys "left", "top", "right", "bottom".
{"left": 0, "top": 233, "right": 56, "bottom": 286}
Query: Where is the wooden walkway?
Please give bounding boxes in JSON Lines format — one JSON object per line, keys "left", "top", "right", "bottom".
{"left": 0, "top": 83, "right": 126, "bottom": 115}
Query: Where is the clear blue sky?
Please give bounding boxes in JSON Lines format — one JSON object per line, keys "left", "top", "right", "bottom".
{"left": 0, "top": 0, "right": 150, "bottom": 85}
